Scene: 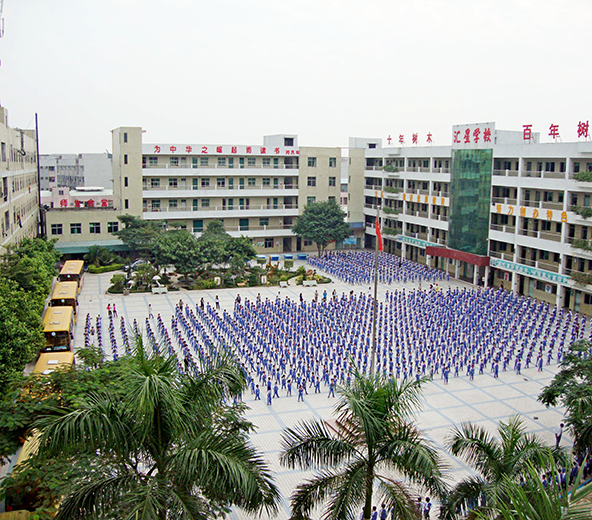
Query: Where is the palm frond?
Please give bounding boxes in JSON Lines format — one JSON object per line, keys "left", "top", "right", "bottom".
{"left": 289, "top": 467, "right": 355, "bottom": 520}
{"left": 170, "top": 429, "right": 280, "bottom": 514}
{"left": 280, "top": 420, "right": 358, "bottom": 469}
{"left": 375, "top": 478, "right": 419, "bottom": 520}
{"left": 444, "top": 476, "right": 488, "bottom": 519}
{"left": 377, "top": 422, "right": 447, "bottom": 498}
{"left": 35, "top": 392, "right": 133, "bottom": 457}
{"left": 445, "top": 422, "right": 500, "bottom": 479}
{"left": 54, "top": 474, "right": 138, "bottom": 520}
{"left": 323, "top": 460, "right": 367, "bottom": 520}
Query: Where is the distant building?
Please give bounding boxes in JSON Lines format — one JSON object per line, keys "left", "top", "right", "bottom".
{"left": 39, "top": 153, "right": 112, "bottom": 189}
{"left": 0, "top": 105, "right": 39, "bottom": 252}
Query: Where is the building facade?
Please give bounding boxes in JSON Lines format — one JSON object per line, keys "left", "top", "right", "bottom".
{"left": 39, "top": 153, "right": 113, "bottom": 190}
{"left": 46, "top": 128, "right": 345, "bottom": 254}
{"left": 0, "top": 106, "right": 39, "bottom": 253}
{"left": 353, "top": 122, "right": 592, "bottom": 314}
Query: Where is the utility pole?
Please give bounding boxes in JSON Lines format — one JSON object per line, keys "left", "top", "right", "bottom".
{"left": 35, "top": 113, "right": 45, "bottom": 238}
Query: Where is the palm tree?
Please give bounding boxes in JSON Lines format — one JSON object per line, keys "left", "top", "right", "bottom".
{"left": 444, "top": 415, "right": 550, "bottom": 518}
{"left": 476, "top": 454, "right": 592, "bottom": 520}
{"left": 280, "top": 372, "right": 447, "bottom": 520}
{"left": 35, "top": 334, "right": 280, "bottom": 519}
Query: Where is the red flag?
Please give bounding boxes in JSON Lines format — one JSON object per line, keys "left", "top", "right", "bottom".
{"left": 376, "top": 219, "right": 383, "bottom": 252}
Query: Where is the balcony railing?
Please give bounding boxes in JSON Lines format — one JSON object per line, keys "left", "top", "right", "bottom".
{"left": 492, "top": 197, "right": 518, "bottom": 205}
{"left": 493, "top": 169, "right": 520, "bottom": 177}
{"left": 143, "top": 183, "right": 298, "bottom": 191}
{"left": 144, "top": 203, "right": 299, "bottom": 213}
{"left": 144, "top": 163, "right": 299, "bottom": 170}
{"left": 490, "top": 224, "right": 516, "bottom": 234}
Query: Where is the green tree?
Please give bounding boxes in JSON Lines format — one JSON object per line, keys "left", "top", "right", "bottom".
{"left": 539, "top": 340, "right": 592, "bottom": 453}
{"left": 292, "top": 199, "right": 350, "bottom": 255}
{"left": 476, "top": 454, "right": 592, "bottom": 520}
{"left": 153, "top": 229, "right": 204, "bottom": 281}
{"left": 32, "top": 336, "right": 279, "bottom": 519}
{"left": 444, "top": 415, "right": 550, "bottom": 517}
{"left": 280, "top": 372, "right": 445, "bottom": 520}
{"left": 0, "top": 279, "right": 45, "bottom": 389}
{"left": 115, "top": 214, "right": 162, "bottom": 256}
{"left": 84, "top": 245, "right": 120, "bottom": 266}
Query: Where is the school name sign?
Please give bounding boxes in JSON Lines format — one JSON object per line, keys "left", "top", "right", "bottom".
{"left": 489, "top": 258, "right": 569, "bottom": 285}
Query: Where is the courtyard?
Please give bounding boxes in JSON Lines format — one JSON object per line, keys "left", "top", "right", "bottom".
{"left": 76, "top": 267, "right": 569, "bottom": 520}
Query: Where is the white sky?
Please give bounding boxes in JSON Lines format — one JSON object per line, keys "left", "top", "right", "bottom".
{"left": 1, "top": 0, "right": 590, "bottom": 153}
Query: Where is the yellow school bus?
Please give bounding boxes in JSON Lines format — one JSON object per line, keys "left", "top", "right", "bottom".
{"left": 58, "top": 260, "right": 85, "bottom": 290}
{"left": 49, "top": 281, "right": 78, "bottom": 318}
{"left": 42, "top": 306, "right": 75, "bottom": 352}
{"left": 32, "top": 351, "right": 75, "bottom": 375}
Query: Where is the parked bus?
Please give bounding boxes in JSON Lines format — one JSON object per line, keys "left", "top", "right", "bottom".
{"left": 42, "top": 306, "right": 75, "bottom": 352}
{"left": 58, "top": 260, "right": 85, "bottom": 289}
{"left": 49, "top": 281, "right": 78, "bottom": 319}
{"left": 32, "top": 351, "right": 75, "bottom": 375}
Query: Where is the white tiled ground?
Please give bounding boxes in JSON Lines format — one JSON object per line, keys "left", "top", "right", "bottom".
{"left": 75, "top": 268, "right": 569, "bottom": 520}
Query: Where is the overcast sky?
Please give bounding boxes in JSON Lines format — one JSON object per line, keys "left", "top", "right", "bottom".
{"left": 1, "top": 0, "right": 590, "bottom": 153}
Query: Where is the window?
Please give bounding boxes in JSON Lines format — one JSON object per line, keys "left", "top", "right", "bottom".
{"left": 169, "top": 178, "right": 178, "bottom": 188}
{"left": 170, "top": 157, "right": 179, "bottom": 166}
{"left": 169, "top": 199, "right": 178, "bottom": 209}
{"left": 284, "top": 137, "right": 294, "bottom": 146}
{"left": 248, "top": 157, "right": 256, "bottom": 167}
{"left": 262, "top": 158, "right": 271, "bottom": 167}
{"left": 262, "top": 177, "right": 271, "bottom": 187}
{"left": 90, "top": 222, "right": 101, "bottom": 234}
{"left": 124, "top": 177, "right": 129, "bottom": 187}
{"left": 125, "top": 199, "right": 129, "bottom": 209}
{"left": 151, "top": 200, "right": 160, "bottom": 211}
{"left": 201, "top": 198, "right": 210, "bottom": 207}
{"left": 217, "top": 178, "right": 225, "bottom": 188}
{"left": 124, "top": 154, "right": 128, "bottom": 165}
{"left": 228, "top": 178, "right": 234, "bottom": 190}
{"left": 259, "top": 217, "right": 269, "bottom": 227}
{"left": 307, "top": 196, "right": 316, "bottom": 205}
{"left": 239, "top": 218, "right": 249, "bottom": 231}
{"left": 248, "top": 177, "right": 256, "bottom": 187}
{"left": 307, "top": 157, "right": 317, "bottom": 167}
{"left": 151, "top": 178, "right": 160, "bottom": 188}
{"left": 123, "top": 132, "right": 128, "bottom": 143}
{"left": 148, "top": 156, "right": 158, "bottom": 166}
{"left": 329, "top": 157, "right": 337, "bottom": 168}
{"left": 193, "top": 220, "right": 203, "bottom": 233}
{"left": 51, "top": 224, "right": 63, "bottom": 235}
{"left": 201, "top": 178, "right": 210, "bottom": 187}
{"left": 193, "top": 199, "right": 198, "bottom": 211}
{"left": 70, "top": 223, "right": 82, "bottom": 234}
{"left": 108, "top": 222, "right": 119, "bottom": 233}
{"left": 307, "top": 176, "right": 316, "bottom": 187}
{"left": 304, "top": 238, "right": 313, "bottom": 246}
{"left": 239, "top": 178, "right": 245, "bottom": 189}
{"left": 368, "top": 143, "right": 377, "bottom": 149}
{"left": 200, "top": 157, "right": 209, "bottom": 166}
{"left": 329, "top": 176, "right": 336, "bottom": 187}
{"left": 329, "top": 196, "right": 336, "bottom": 201}
{"left": 218, "top": 157, "right": 226, "bottom": 167}
{"left": 264, "top": 238, "right": 274, "bottom": 248}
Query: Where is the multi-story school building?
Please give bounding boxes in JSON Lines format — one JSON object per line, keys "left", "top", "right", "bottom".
{"left": 45, "top": 128, "right": 346, "bottom": 255}
{"left": 41, "top": 118, "right": 592, "bottom": 314}
{"left": 351, "top": 122, "right": 592, "bottom": 314}
{"left": 0, "top": 105, "right": 39, "bottom": 253}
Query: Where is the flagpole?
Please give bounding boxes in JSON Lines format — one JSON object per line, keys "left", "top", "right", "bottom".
{"left": 370, "top": 190, "right": 382, "bottom": 377}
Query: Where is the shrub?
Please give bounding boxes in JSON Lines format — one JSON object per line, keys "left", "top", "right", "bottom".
{"left": 88, "top": 263, "right": 125, "bottom": 274}
{"left": 284, "top": 259, "right": 294, "bottom": 269}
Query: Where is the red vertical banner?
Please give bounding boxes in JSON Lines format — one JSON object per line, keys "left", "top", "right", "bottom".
{"left": 376, "top": 219, "right": 383, "bottom": 252}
